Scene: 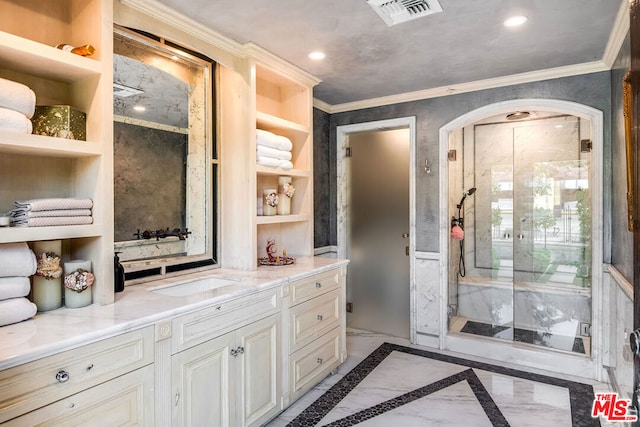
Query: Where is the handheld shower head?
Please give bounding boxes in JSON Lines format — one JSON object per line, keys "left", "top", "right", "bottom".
{"left": 458, "top": 187, "right": 477, "bottom": 208}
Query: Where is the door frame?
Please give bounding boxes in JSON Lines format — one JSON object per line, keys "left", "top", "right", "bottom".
{"left": 439, "top": 99, "right": 605, "bottom": 380}
{"left": 336, "top": 117, "right": 417, "bottom": 337}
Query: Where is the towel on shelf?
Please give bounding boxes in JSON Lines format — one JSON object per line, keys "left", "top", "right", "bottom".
{"left": 11, "top": 216, "right": 94, "bottom": 227}
{"left": 256, "top": 129, "right": 293, "bottom": 151}
{"left": 10, "top": 209, "right": 92, "bottom": 219}
{"left": 0, "top": 107, "right": 33, "bottom": 134}
{"left": 256, "top": 144, "right": 292, "bottom": 161}
{"left": 0, "top": 277, "right": 30, "bottom": 300}
{"left": 257, "top": 156, "right": 293, "bottom": 170}
{"left": 13, "top": 198, "right": 93, "bottom": 213}
{"left": 0, "top": 77, "right": 36, "bottom": 118}
{"left": 0, "top": 242, "right": 37, "bottom": 277}
{"left": 0, "top": 297, "right": 37, "bottom": 327}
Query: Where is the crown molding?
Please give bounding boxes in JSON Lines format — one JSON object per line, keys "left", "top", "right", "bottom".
{"left": 602, "top": 0, "right": 630, "bottom": 68}
{"left": 120, "top": 0, "right": 242, "bottom": 66}
{"left": 242, "top": 43, "right": 321, "bottom": 89}
{"left": 122, "top": 0, "right": 320, "bottom": 87}
{"left": 312, "top": 99, "right": 333, "bottom": 114}
{"left": 319, "top": 60, "right": 609, "bottom": 114}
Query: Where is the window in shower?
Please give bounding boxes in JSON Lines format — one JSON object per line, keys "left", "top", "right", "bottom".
{"left": 449, "top": 113, "right": 592, "bottom": 356}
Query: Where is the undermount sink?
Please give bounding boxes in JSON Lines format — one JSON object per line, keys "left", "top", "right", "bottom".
{"left": 150, "top": 276, "right": 243, "bottom": 297}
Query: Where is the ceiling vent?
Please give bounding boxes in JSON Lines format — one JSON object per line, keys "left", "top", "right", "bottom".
{"left": 113, "top": 83, "right": 144, "bottom": 98}
{"left": 367, "top": 0, "right": 443, "bottom": 26}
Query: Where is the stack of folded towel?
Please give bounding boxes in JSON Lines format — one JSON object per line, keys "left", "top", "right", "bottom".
{"left": 256, "top": 129, "right": 294, "bottom": 170}
{"left": 0, "top": 77, "right": 36, "bottom": 134}
{"left": 10, "top": 198, "right": 94, "bottom": 227}
{"left": 0, "top": 242, "right": 37, "bottom": 327}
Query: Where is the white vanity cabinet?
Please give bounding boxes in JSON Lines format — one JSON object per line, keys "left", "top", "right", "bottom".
{"left": 0, "top": 326, "right": 155, "bottom": 425}
{"left": 285, "top": 267, "right": 347, "bottom": 402}
{"left": 170, "top": 287, "right": 282, "bottom": 427}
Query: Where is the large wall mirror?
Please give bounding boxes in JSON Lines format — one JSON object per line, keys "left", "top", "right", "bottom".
{"left": 113, "top": 26, "right": 217, "bottom": 278}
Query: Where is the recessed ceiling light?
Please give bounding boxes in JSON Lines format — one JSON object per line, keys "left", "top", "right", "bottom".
{"left": 171, "top": 55, "right": 179, "bottom": 61}
{"left": 308, "top": 51, "right": 326, "bottom": 60}
{"left": 503, "top": 15, "right": 528, "bottom": 27}
{"left": 133, "top": 105, "right": 146, "bottom": 112}
{"left": 506, "top": 111, "right": 530, "bottom": 120}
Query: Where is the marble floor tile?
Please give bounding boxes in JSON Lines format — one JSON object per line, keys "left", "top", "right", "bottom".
{"left": 265, "top": 329, "right": 609, "bottom": 427}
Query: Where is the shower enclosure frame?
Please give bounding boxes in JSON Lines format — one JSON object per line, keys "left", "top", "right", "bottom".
{"left": 438, "top": 99, "right": 605, "bottom": 380}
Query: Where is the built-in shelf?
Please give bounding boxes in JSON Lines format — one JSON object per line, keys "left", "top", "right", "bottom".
{"left": 0, "top": 31, "right": 102, "bottom": 82}
{"left": 256, "top": 111, "right": 309, "bottom": 135}
{"left": 255, "top": 214, "right": 311, "bottom": 225}
{"left": 0, "top": 132, "right": 102, "bottom": 157}
{"left": 0, "top": 224, "right": 102, "bottom": 244}
{"left": 256, "top": 165, "right": 311, "bottom": 178}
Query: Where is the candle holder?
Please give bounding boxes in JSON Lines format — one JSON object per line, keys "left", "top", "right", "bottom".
{"left": 31, "top": 240, "right": 63, "bottom": 312}
{"left": 63, "top": 260, "right": 94, "bottom": 308}
{"left": 263, "top": 189, "right": 278, "bottom": 216}
{"left": 277, "top": 176, "right": 295, "bottom": 215}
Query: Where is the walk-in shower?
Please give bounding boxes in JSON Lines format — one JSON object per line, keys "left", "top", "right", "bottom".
{"left": 447, "top": 111, "right": 593, "bottom": 357}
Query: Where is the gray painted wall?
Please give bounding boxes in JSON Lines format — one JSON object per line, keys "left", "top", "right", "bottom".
{"left": 314, "top": 71, "right": 614, "bottom": 258}
{"left": 313, "top": 108, "right": 331, "bottom": 248}
{"left": 610, "top": 34, "right": 634, "bottom": 281}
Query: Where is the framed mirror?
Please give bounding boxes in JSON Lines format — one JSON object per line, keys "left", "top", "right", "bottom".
{"left": 113, "top": 26, "right": 217, "bottom": 280}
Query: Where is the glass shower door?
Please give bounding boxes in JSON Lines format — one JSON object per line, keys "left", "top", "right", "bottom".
{"left": 512, "top": 116, "right": 592, "bottom": 355}
{"left": 453, "top": 114, "right": 592, "bottom": 356}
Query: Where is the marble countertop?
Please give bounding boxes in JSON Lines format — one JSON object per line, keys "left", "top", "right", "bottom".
{"left": 0, "top": 257, "right": 349, "bottom": 371}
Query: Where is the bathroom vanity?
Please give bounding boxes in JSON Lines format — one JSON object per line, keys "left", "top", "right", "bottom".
{"left": 0, "top": 257, "right": 348, "bottom": 426}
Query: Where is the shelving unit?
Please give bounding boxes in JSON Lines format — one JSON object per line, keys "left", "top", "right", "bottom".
{"left": 0, "top": 0, "right": 114, "bottom": 304}
{"left": 253, "top": 62, "right": 317, "bottom": 263}
{"left": 219, "top": 46, "right": 319, "bottom": 270}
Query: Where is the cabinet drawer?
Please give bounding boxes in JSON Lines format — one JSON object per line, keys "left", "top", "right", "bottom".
{"left": 289, "top": 269, "right": 340, "bottom": 306}
{"left": 289, "top": 328, "right": 340, "bottom": 399}
{"left": 2, "top": 365, "right": 155, "bottom": 427}
{"left": 172, "top": 287, "right": 280, "bottom": 353}
{"left": 0, "top": 326, "right": 154, "bottom": 424}
{"left": 289, "top": 289, "right": 340, "bottom": 354}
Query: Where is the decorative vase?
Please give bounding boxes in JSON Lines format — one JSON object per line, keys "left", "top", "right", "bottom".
{"left": 32, "top": 240, "right": 63, "bottom": 312}
{"left": 263, "top": 189, "right": 278, "bottom": 216}
{"left": 63, "top": 259, "right": 93, "bottom": 308}
{"left": 277, "top": 176, "right": 294, "bottom": 215}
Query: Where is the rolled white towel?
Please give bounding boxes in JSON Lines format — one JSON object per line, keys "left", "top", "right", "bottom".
{"left": 13, "top": 198, "right": 93, "bottom": 213}
{"left": 0, "top": 242, "right": 37, "bottom": 277}
{"left": 0, "top": 297, "right": 37, "bottom": 326}
{"left": 256, "top": 144, "right": 292, "bottom": 161}
{"left": 257, "top": 155, "right": 281, "bottom": 168}
{"left": 257, "top": 156, "right": 294, "bottom": 170}
{"left": 0, "top": 277, "right": 30, "bottom": 300}
{"left": 0, "top": 107, "right": 33, "bottom": 134}
{"left": 0, "top": 77, "right": 36, "bottom": 118}
{"left": 256, "top": 129, "right": 293, "bottom": 151}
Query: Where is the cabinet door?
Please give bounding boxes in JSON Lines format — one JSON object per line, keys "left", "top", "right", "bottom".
{"left": 171, "top": 333, "right": 235, "bottom": 427}
{"left": 236, "top": 314, "right": 281, "bottom": 427}
{"left": 3, "top": 365, "right": 154, "bottom": 426}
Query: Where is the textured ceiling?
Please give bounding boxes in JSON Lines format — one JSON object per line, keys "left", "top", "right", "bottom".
{"left": 154, "top": 0, "right": 622, "bottom": 106}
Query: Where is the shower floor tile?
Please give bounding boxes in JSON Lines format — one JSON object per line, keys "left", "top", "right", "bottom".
{"left": 266, "top": 330, "right": 606, "bottom": 427}
{"left": 457, "top": 319, "right": 587, "bottom": 355}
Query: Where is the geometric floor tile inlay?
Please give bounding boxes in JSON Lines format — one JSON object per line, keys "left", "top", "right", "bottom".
{"left": 285, "top": 343, "right": 599, "bottom": 427}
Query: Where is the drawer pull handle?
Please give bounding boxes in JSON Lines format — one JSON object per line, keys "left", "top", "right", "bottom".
{"left": 317, "top": 314, "right": 323, "bottom": 321}
{"left": 237, "top": 346, "right": 245, "bottom": 355}
{"left": 317, "top": 357, "right": 323, "bottom": 364}
{"left": 56, "top": 370, "right": 70, "bottom": 383}
{"left": 175, "top": 391, "right": 180, "bottom": 406}
{"left": 315, "top": 282, "right": 322, "bottom": 288}
{"left": 230, "top": 348, "right": 238, "bottom": 357}
{"left": 215, "top": 305, "right": 222, "bottom": 311}
{"left": 86, "top": 364, "right": 94, "bottom": 371}
{"left": 69, "top": 402, "right": 75, "bottom": 409}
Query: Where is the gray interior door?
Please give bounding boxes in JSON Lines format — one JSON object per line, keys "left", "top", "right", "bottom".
{"left": 346, "top": 128, "right": 410, "bottom": 338}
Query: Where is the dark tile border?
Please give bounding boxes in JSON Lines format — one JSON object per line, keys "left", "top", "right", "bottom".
{"left": 286, "top": 342, "right": 599, "bottom": 427}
